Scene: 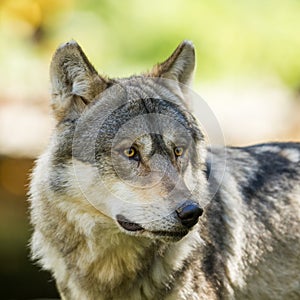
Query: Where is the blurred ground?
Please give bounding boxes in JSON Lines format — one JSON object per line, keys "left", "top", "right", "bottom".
{"left": 0, "top": 156, "right": 59, "bottom": 299}
{"left": 0, "top": 0, "right": 299, "bottom": 299}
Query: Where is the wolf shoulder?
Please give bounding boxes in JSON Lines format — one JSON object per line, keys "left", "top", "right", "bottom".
{"left": 204, "top": 142, "right": 300, "bottom": 299}
{"left": 206, "top": 141, "right": 300, "bottom": 227}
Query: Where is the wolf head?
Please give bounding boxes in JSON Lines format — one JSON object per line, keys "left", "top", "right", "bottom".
{"left": 48, "top": 40, "right": 208, "bottom": 242}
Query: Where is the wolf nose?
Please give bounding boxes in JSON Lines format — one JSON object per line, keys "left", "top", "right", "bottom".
{"left": 176, "top": 203, "right": 203, "bottom": 228}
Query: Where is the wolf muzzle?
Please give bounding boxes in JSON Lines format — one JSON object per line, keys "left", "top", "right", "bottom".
{"left": 116, "top": 202, "right": 203, "bottom": 233}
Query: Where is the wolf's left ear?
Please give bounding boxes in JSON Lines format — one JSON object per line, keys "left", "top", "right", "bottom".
{"left": 150, "top": 40, "right": 195, "bottom": 87}
{"left": 50, "top": 40, "right": 110, "bottom": 121}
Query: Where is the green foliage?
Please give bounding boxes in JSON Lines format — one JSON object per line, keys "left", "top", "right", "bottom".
{"left": 72, "top": 0, "right": 300, "bottom": 89}
{"left": 1, "top": 0, "right": 300, "bottom": 89}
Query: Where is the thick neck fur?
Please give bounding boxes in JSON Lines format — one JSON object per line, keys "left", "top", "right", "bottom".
{"left": 31, "top": 151, "right": 210, "bottom": 299}
{"left": 37, "top": 190, "right": 203, "bottom": 300}
{"left": 88, "top": 232, "right": 171, "bottom": 298}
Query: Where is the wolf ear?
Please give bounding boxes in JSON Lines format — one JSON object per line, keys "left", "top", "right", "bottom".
{"left": 50, "top": 40, "right": 110, "bottom": 121}
{"left": 150, "top": 40, "right": 195, "bottom": 87}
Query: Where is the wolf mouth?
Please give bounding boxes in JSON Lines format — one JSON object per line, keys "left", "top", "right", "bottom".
{"left": 151, "top": 229, "right": 189, "bottom": 239}
{"left": 116, "top": 214, "right": 144, "bottom": 231}
{"left": 116, "top": 215, "right": 189, "bottom": 238}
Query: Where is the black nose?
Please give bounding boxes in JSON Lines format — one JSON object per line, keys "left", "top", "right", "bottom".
{"left": 176, "top": 203, "right": 203, "bottom": 228}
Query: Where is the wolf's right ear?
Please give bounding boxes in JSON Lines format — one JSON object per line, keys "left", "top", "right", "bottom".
{"left": 148, "top": 41, "right": 195, "bottom": 102}
{"left": 150, "top": 40, "right": 195, "bottom": 87}
{"left": 50, "top": 41, "right": 110, "bottom": 121}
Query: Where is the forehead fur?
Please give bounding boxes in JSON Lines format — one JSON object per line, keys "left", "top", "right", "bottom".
{"left": 94, "top": 96, "right": 203, "bottom": 148}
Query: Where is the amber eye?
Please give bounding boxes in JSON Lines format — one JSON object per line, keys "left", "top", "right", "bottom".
{"left": 123, "top": 147, "right": 136, "bottom": 158}
{"left": 174, "top": 146, "right": 184, "bottom": 157}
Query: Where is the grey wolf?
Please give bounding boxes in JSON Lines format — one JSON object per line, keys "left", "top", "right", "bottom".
{"left": 29, "top": 40, "right": 300, "bottom": 299}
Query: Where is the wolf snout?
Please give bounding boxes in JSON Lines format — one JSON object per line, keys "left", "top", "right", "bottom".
{"left": 176, "top": 202, "right": 203, "bottom": 228}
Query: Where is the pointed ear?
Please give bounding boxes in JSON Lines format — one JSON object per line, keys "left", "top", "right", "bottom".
{"left": 50, "top": 40, "right": 110, "bottom": 121}
{"left": 150, "top": 40, "right": 195, "bottom": 86}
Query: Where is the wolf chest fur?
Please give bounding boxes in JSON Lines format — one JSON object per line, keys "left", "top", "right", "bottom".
{"left": 29, "top": 40, "right": 300, "bottom": 300}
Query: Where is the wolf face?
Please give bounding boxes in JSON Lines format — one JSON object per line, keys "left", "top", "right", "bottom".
{"left": 48, "top": 41, "right": 207, "bottom": 242}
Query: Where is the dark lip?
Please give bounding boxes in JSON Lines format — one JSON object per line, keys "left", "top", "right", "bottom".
{"left": 116, "top": 215, "right": 189, "bottom": 239}
{"left": 116, "top": 214, "right": 144, "bottom": 232}
{"left": 150, "top": 230, "right": 189, "bottom": 238}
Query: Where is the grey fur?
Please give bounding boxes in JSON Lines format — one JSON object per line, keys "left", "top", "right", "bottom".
{"left": 29, "top": 41, "right": 300, "bottom": 300}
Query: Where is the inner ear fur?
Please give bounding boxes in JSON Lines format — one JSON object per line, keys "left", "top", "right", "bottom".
{"left": 50, "top": 40, "right": 110, "bottom": 121}
{"left": 150, "top": 40, "right": 195, "bottom": 86}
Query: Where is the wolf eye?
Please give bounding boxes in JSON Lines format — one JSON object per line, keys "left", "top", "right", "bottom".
{"left": 123, "top": 147, "right": 137, "bottom": 159}
{"left": 174, "top": 146, "right": 184, "bottom": 157}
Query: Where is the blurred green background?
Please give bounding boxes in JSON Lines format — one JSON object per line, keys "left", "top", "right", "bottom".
{"left": 0, "top": 0, "right": 300, "bottom": 299}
